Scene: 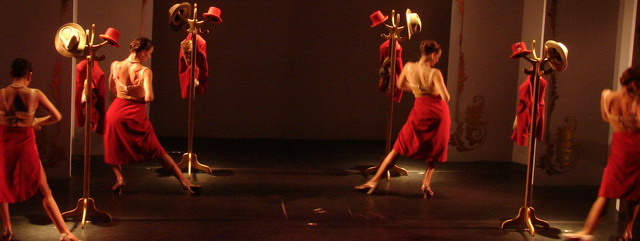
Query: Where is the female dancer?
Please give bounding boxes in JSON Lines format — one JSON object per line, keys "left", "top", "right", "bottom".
{"left": 355, "top": 40, "right": 450, "bottom": 198}
{"left": 104, "top": 37, "right": 200, "bottom": 194}
{"left": 0, "top": 58, "right": 78, "bottom": 240}
{"left": 562, "top": 66, "right": 640, "bottom": 241}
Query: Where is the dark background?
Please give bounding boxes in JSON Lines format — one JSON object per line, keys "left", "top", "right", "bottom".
{"left": 150, "top": 0, "right": 452, "bottom": 140}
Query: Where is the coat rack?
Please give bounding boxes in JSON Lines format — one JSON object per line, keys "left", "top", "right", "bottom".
{"left": 366, "top": 9, "right": 416, "bottom": 179}
{"left": 501, "top": 40, "right": 568, "bottom": 236}
{"left": 170, "top": 2, "right": 221, "bottom": 177}
{"left": 56, "top": 23, "right": 113, "bottom": 228}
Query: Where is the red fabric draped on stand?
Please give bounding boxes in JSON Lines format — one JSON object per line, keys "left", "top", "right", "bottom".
{"left": 75, "top": 60, "right": 106, "bottom": 134}
{"left": 598, "top": 132, "right": 640, "bottom": 202}
{"left": 178, "top": 33, "right": 208, "bottom": 99}
{"left": 393, "top": 96, "right": 450, "bottom": 162}
{"left": 103, "top": 98, "right": 165, "bottom": 165}
{"left": 512, "top": 75, "right": 547, "bottom": 146}
{"left": 0, "top": 126, "right": 41, "bottom": 203}
{"left": 379, "top": 40, "right": 403, "bottom": 103}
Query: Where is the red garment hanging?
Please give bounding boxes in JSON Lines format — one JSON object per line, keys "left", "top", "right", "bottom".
{"left": 379, "top": 40, "right": 403, "bottom": 103}
{"left": 75, "top": 60, "right": 106, "bottom": 135}
{"left": 512, "top": 75, "right": 546, "bottom": 146}
{"left": 178, "top": 33, "right": 209, "bottom": 99}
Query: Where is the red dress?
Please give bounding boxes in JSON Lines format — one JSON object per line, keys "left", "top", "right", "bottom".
{"left": 103, "top": 98, "right": 166, "bottom": 165}
{"left": 103, "top": 67, "right": 166, "bottom": 165}
{"left": 393, "top": 95, "right": 451, "bottom": 162}
{"left": 512, "top": 76, "right": 546, "bottom": 146}
{"left": 0, "top": 89, "right": 41, "bottom": 203}
{"left": 598, "top": 131, "right": 640, "bottom": 201}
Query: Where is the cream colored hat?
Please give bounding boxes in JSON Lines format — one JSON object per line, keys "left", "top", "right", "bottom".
{"left": 545, "top": 40, "right": 568, "bottom": 72}
{"left": 54, "top": 23, "right": 86, "bottom": 57}
{"left": 406, "top": 9, "right": 422, "bottom": 39}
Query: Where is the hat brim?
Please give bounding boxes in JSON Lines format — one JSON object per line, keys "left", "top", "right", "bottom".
{"left": 406, "top": 9, "right": 421, "bottom": 39}
{"left": 510, "top": 50, "right": 532, "bottom": 59}
{"left": 370, "top": 16, "right": 388, "bottom": 28}
{"left": 203, "top": 14, "right": 222, "bottom": 24}
{"left": 99, "top": 35, "right": 120, "bottom": 47}
{"left": 545, "top": 40, "right": 568, "bottom": 72}
{"left": 54, "top": 23, "right": 86, "bottom": 58}
{"left": 169, "top": 2, "right": 192, "bottom": 30}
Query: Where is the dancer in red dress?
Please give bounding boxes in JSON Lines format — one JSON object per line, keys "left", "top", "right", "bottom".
{"left": 355, "top": 40, "right": 450, "bottom": 198}
{"left": 104, "top": 37, "right": 200, "bottom": 194}
{"left": 0, "top": 58, "right": 78, "bottom": 241}
{"left": 562, "top": 66, "right": 640, "bottom": 241}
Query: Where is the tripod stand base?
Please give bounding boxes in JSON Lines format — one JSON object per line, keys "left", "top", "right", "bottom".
{"left": 62, "top": 198, "right": 111, "bottom": 228}
{"left": 501, "top": 207, "right": 550, "bottom": 236}
{"left": 178, "top": 152, "right": 213, "bottom": 175}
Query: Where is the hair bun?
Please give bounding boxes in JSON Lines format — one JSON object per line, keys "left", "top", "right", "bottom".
{"left": 130, "top": 40, "right": 141, "bottom": 52}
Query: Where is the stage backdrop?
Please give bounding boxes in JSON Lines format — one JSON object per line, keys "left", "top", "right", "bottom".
{"left": 150, "top": 0, "right": 451, "bottom": 144}
{"left": 446, "top": 0, "right": 524, "bottom": 166}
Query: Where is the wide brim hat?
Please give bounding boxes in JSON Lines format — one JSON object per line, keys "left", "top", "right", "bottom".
{"left": 203, "top": 6, "right": 222, "bottom": 24}
{"left": 99, "top": 27, "right": 120, "bottom": 47}
{"left": 510, "top": 41, "right": 532, "bottom": 59}
{"left": 54, "top": 23, "right": 86, "bottom": 58}
{"left": 545, "top": 40, "right": 568, "bottom": 72}
{"left": 370, "top": 10, "right": 388, "bottom": 28}
{"left": 169, "top": 2, "right": 192, "bottom": 31}
{"left": 406, "top": 9, "right": 422, "bottom": 39}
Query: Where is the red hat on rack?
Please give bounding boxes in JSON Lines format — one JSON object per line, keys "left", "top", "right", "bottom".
{"left": 369, "top": 10, "right": 388, "bottom": 27}
{"left": 99, "top": 28, "right": 121, "bottom": 47}
{"left": 203, "top": 6, "right": 222, "bottom": 23}
{"left": 510, "top": 41, "right": 532, "bottom": 59}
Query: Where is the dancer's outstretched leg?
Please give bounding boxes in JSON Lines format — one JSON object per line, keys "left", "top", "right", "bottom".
{"left": 158, "top": 153, "right": 201, "bottom": 194}
{"left": 561, "top": 197, "right": 608, "bottom": 240}
{"left": 37, "top": 168, "right": 78, "bottom": 241}
{"left": 355, "top": 150, "right": 400, "bottom": 194}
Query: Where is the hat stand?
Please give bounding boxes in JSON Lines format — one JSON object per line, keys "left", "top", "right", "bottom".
{"left": 500, "top": 40, "right": 563, "bottom": 236}
{"left": 365, "top": 10, "right": 408, "bottom": 179}
{"left": 174, "top": 3, "right": 213, "bottom": 177}
{"left": 60, "top": 24, "right": 112, "bottom": 228}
